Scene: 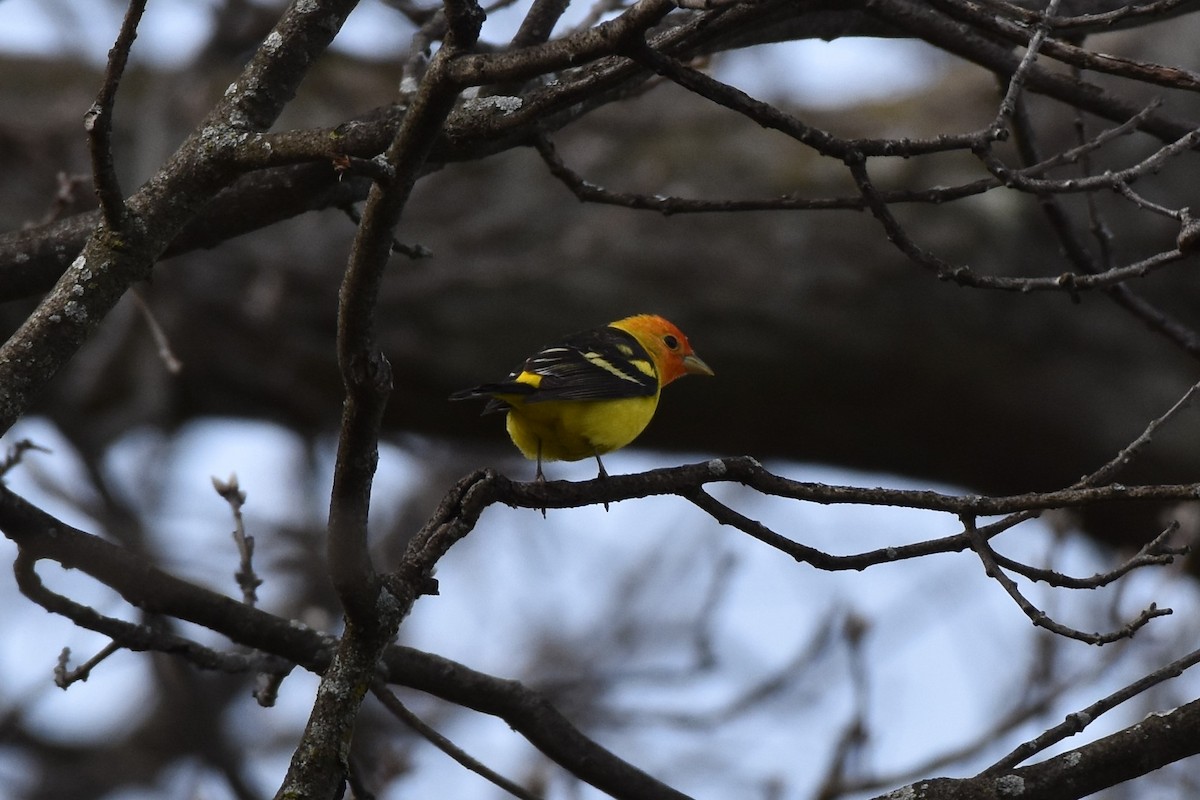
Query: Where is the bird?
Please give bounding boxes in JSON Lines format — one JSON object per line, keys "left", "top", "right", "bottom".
{"left": 449, "top": 314, "right": 713, "bottom": 483}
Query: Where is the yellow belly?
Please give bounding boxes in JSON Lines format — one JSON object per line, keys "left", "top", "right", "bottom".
{"left": 503, "top": 394, "right": 660, "bottom": 462}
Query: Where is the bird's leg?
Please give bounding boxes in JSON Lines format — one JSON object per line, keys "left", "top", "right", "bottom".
{"left": 536, "top": 440, "right": 547, "bottom": 518}
{"left": 594, "top": 451, "right": 610, "bottom": 512}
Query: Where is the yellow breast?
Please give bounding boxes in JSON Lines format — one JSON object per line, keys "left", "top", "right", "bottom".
{"left": 503, "top": 394, "right": 660, "bottom": 462}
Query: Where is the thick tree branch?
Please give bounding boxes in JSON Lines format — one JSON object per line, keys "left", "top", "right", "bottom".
{"left": 280, "top": 5, "right": 487, "bottom": 797}
{"left": 3, "top": 453, "right": 1199, "bottom": 799}
{"left": 5, "top": 1, "right": 1200, "bottom": 797}
{"left": 5, "top": 0, "right": 1199, "bottom": 312}
{"left": 873, "top": 697, "right": 1200, "bottom": 800}
{"left": 0, "top": 480, "right": 693, "bottom": 800}
{"left": 0, "top": 0, "right": 363, "bottom": 436}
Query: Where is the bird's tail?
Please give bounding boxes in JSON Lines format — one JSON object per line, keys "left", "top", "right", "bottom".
{"left": 449, "top": 382, "right": 536, "bottom": 414}
{"left": 448, "top": 381, "right": 534, "bottom": 401}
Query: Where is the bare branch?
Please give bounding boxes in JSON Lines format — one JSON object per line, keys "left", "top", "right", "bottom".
{"left": 1004, "top": 0, "right": 1200, "bottom": 30}
{"left": 1007, "top": 90, "right": 1200, "bottom": 358}
{"left": 0, "top": 480, "right": 694, "bottom": 800}
{"left": 7, "top": 1, "right": 1200, "bottom": 797}
{"left": 0, "top": 0, "right": 365, "bottom": 438}
{"left": 981, "top": 126, "right": 1200, "bottom": 199}
{"left": 987, "top": 643, "right": 1200, "bottom": 770}
{"left": 212, "top": 473, "right": 261, "bottom": 606}
{"left": 338, "top": 202, "right": 434, "bottom": 259}
{"left": 15, "top": 549, "right": 290, "bottom": 677}
{"left": 280, "top": 6, "right": 488, "bottom": 796}
{"left": 964, "top": 514, "right": 1171, "bottom": 645}
{"left": 534, "top": 134, "right": 1002, "bottom": 213}
{"left": 874, "top": 696, "right": 1200, "bottom": 800}
{"left": 0, "top": 439, "right": 51, "bottom": 478}
{"left": 372, "top": 682, "right": 545, "bottom": 800}
{"left": 866, "top": 0, "right": 1196, "bottom": 142}
{"left": 129, "top": 288, "right": 184, "bottom": 375}
{"left": 992, "top": 0, "right": 1063, "bottom": 134}
{"left": 1019, "top": 100, "right": 1163, "bottom": 178}
{"left": 83, "top": 0, "right": 146, "bottom": 228}
{"left": 994, "top": 521, "right": 1187, "bottom": 588}
{"left": 54, "top": 642, "right": 121, "bottom": 689}
{"left": 847, "top": 155, "right": 1190, "bottom": 293}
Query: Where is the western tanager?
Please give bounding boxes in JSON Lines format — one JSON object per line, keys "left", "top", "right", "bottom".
{"left": 450, "top": 314, "right": 713, "bottom": 480}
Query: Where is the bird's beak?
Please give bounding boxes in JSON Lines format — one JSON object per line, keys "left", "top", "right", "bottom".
{"left": 682, "top": 353, "right": 714, "bottom": 377}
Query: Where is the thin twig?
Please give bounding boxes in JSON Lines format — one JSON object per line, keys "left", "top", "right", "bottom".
{"left": 992, "top": 0, "right": 1063, "bottom": 133}
{"left": 813, "top": 615, "right": 871, "bottom": 800}
{"left": 986, "top": 642, "right": 1200, "bottom": 771}
{"left": 1113, "top": 181, "right": 1186, "bottom": 220}
{"left": 212, "top": 473, "right": 261, "bottom": 607}
{"left": 626, "top": 42, "right": 996, "bottom": 161}
{"left": 994, "top": 522, "right": 1186, "bottom": 588}
{"left": 1018, "top": 100, "right": 1163, "bottom": 179}
{"left": 963, "top": 515, "right": 1170, "bottom": 645}
{"left": 84, "top": 0, "right": 147, "bottom": 228}
{"left": 15, "top": 549, "right": 290, "bottom": 676}
{"left": 533, "top": 134, "right": 1000, "bottom": 214}
{"left": 34, "top": 173, "right": 91, "bottom": 227}
{"left": 847, "top": 154, "right": 1189, "bottom": 293}
{"left": 0, "top": 479, "right": 694, "bottom": 800}
{"left": 981, "top": 126, "right": 1200, "bottom": 198}
{"left": 339, "top": 204, "right": 433, "bottom": 259}
{"left": 977, "top": 0, "right": 1196, "bottom": 30}
{"left": 1071, "top": 85, "right": 1119, "bottom": 274}
{"left": 0, "top": 439, "right": 51, "bottom": 478}
{"left": 372, "top": 682, "right": 545, "bottom": 800}
{"left": 1082, "top": 375, "right": 1200, "bottom": 489}
{"left": 1009, "top": 87, "right": 1200, "bottom": 358}
{"left": 938, "top": 0, "right": 1200, "bottom": 92}
{"left": 54, "top": 642, "right": 121, "bottom": 689}
{"left": 130, "top": 288, "right": 183, "bottom": 374}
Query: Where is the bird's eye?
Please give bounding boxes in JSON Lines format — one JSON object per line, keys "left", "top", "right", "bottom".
{"left": 663, "top": 334, "right": 680, "bottom": 350}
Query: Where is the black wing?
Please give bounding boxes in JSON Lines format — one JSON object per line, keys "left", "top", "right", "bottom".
{"left": 448, "top": 326, "right": 658, "bottom": 408}
{"left": 520, "top": 326, "right": 659, "bottom": 401}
